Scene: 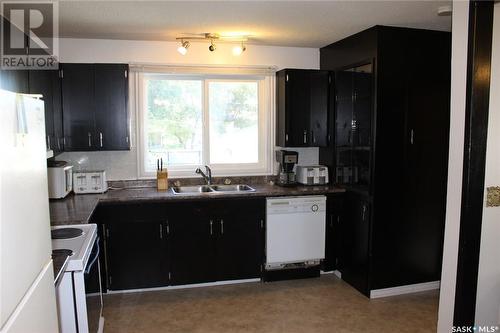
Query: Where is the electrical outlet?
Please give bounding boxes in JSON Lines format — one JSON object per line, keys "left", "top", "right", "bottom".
{"left": 486, "top": 186, "right": 500, "bottom": 207}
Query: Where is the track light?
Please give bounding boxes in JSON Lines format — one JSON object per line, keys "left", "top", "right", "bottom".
{"left": 177, "top": 40, "right": 190, "bottom": 55}
{"left": 208, "top": 40, "right": 216, "bottom": 52}
{"left": 232, "top": 44, "right": 246, "bottom": 56}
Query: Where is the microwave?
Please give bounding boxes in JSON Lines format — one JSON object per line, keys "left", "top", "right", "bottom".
{"left": 47, "top": 161, "right": 73, "bottom": 199}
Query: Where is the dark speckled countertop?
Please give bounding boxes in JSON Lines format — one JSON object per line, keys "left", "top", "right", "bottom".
{"left": 52, "top": 251, "right": 70, "bottom": 286}
{"left": 49, "top": 182, "right": 345, "bottom": 226}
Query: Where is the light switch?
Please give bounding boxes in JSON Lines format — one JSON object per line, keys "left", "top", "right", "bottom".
{"left": 486, "top": 186, "right": 500, "bottom": 207}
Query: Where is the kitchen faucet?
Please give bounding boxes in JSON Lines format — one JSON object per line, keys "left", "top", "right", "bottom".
{"left": 195, "top": 165, "right": 212, "bottom": 185}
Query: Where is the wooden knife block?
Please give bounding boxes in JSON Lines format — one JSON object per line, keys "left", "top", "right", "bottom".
{"left": 157, "top": 170, "right": 168, "bottom": 191}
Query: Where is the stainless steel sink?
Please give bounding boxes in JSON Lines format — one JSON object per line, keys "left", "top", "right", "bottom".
{"left": 171, "top": 185, "right": 214, "bottom": 194}
{"left": 171, "top": 184, "right": 255, "bottom": 195}
{"left": 210, "top": 184, "right": 255, "bottom": 192}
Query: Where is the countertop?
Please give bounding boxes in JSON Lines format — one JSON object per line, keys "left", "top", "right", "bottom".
{"left": 49, "top": 184, "right": 345, "bottom": 226}
{"left": 52, "top": 251, "right": 70, "bottom": 286}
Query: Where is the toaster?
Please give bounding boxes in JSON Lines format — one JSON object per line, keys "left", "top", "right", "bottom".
{"left": 296, "top": 165, "right": 329, "bottom": 185}
{"left": 73, "top": 170, "right": 108, "bottom": 194}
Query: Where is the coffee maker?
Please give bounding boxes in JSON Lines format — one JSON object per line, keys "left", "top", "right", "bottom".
{"left": 276, "top": 150, "right": 299, "bottom": 186}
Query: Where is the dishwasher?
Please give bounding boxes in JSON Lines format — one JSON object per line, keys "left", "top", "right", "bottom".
{"left": 265, "top": 196, "right": 326, "bottom": 270}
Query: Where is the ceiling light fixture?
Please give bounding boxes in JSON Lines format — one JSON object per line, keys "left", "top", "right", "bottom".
{"left": 175, "top": 33, "right": 249, "bottom": 55}
{"left": 177, "top": 40, "right": 190, "bottom": 55}
{"left": 232, "top": 43, "right": 246, "bottom": 56}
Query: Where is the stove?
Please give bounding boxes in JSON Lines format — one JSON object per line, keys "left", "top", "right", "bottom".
{"left": 51, "top": 224, "right": 104, "bottom": 333}
{"left": 51, "top": 227, "right": 84, "bottom": 239}
{"left": 51, "top": 224, "right": 96, "bottom": 271}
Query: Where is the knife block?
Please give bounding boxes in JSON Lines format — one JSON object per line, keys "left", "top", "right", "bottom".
{"left": 157, "top": 170, "right": 168, "bottom": 191}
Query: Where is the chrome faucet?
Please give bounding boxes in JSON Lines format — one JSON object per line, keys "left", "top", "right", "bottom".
{"left": 195, "top": 165, "right": 212, "bottom": 185}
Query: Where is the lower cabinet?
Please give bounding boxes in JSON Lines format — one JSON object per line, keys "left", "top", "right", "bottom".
{"left": 96, "top": 198, "right": 265, "bottom": 291}
{"left": 323, "top": 193, "right": 344, "bottom": 272}
{"left": 340, "top": 191, "right": 371, "bottom": 296}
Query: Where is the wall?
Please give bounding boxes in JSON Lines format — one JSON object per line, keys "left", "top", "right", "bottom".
{"left": 56, "top": 38, "right": 320, "bottom": 180}
{"left": 437, "top": 1, "right": 469, "bottom": 332}
{"left": 475, "top": 2, "right": 500, "bottom": 326}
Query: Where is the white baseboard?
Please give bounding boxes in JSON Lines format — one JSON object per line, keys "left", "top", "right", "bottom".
{"left": 333, "top": 270, "right": 342, "bottom": 279}
{"left": 105, "top": 278, "right": 261, "bottom": 295}
{"left": 369, "top": 280, "right": 440, "bottom": 299}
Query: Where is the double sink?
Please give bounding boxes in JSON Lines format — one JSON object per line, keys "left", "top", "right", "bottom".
{"left": 171, "top": 184, "right": 256, "bottom": 195}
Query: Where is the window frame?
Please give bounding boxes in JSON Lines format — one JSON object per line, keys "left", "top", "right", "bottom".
{"left": 137, "top": 72, "right": 273, "bottom": 178}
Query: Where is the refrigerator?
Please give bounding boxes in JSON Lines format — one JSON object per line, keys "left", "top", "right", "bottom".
{"left": 0, "top": 89, "right": 59, "bottom": 332}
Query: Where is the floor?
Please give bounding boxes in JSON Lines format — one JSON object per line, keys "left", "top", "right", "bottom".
{"left": 103, "top": 275, "right": 439, "bottom": 333}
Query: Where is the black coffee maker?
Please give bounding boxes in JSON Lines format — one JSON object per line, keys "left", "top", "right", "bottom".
{"left": 276, "top": 150, "right": 298, "bottom": 186}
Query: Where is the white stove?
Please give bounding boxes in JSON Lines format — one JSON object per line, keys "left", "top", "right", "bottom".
{"left": 51, "top": 224, "right": 104, "bottom": 333}
{"left": 52, "top": 224, "right": 97, "bottom": 271}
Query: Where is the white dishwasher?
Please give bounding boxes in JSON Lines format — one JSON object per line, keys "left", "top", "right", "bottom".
{"left": 266, "top": 196, "right": 326, "bottom": 270}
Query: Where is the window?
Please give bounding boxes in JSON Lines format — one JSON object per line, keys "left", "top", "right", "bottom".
{"left": 138, "top": 72, "right": 272, "bottom": 177}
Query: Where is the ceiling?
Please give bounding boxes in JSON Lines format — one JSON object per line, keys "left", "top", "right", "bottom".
{"left": 58, "top": 1, "right": 452, "bottom": 48}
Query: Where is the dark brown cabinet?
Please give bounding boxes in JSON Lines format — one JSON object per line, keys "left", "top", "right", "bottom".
{"left": 170, "top": 199, "right": 264, "bottom": 285}
{"left": 61, "top": 63, "right": 130, "bottom": 151}
{"left": 276, "top": 69, "right": 329, "bottom": 147}
{"left": 28, "top": 70, "right": 64, "bottom": 154}
{"left": 105, "top": 220, "right": 169, "bottom": 290}
{"left": 319, "top": 26, "right": 451, "bottom": 296}
{"left": 323, "top": 193, "right": 344, "bottom": 272}
{"left": 95, "top": 198, "right": 265, "bottom": 291}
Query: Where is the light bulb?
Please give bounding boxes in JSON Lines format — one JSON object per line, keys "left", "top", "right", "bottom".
{"left": 232, "top": 44, "right": 246, "bottom": 56}
{"left": 177, "top": 41, "right": 189, "bottom": 55}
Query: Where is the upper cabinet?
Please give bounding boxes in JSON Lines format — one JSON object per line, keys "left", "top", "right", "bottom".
{"left": 276, "top": 69, "right": 329, "bottom": 147}
{"left": 61, "top": 63, "right": 130, "bottom": 151}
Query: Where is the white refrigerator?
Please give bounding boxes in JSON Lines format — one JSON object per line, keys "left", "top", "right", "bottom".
{"left": 0, "top": 89, "right": 59, "bottom": 332}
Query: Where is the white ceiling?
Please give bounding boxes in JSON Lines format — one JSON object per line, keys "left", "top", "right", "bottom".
{"left": 58, "top": 1, "right": 452, "bottom": 48}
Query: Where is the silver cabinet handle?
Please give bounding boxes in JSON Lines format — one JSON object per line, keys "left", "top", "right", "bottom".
{"left": 99, "top": 132, "right": 103, "bottom": 147}
{"left": 47, "top": 135, "right": 51, "bottom": 150}
{"left": 210, "top": 220, "right": 213, "bottom": 235}
{"left": 362, "top": 205, "right": 367, "bottom": 221}
{"left": 88, "top": 132, "right": 92, "bottom": 147}
{"left": 220, "top": 219, "right": 224, "bottom": 235}
{"left": 159, "top": 224, "right": 163, "bottom": 239}
{"left": 410, "top": 129, "right": 414, "bottom": 145}
{"left": 57, "top": 137, "right": 61, "bottom": 150}
{"left": 285, "top": 134, "right": 289, "bottom": 142}
{"left": 303, "top": 130, "right": 307, "bottom": 144}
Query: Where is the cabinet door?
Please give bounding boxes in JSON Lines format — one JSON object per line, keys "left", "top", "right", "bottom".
{"left": 0, "top": 69, "right": 29, "bottom": 93}
{"left": 94, "top": 64, "right": 130, "bottom": 150}
{"left": 61, "top": 64, "right": 96, "bottom": 151}
{"left": 105, "top": 221, "right": 169, "bottom": 290}
{"left": 52, "top": 71, "right": 63, "bottom": 154}
{"left": 169, "top": 203, "right": 216, "bottom": 285}
{"left": 286, "top": 70, "right": 311, "bottom": 146}
{"left": 215, "top": 199, "right": 264, "bottom": 281}
{"left": 323, "top": 194, "right": 344, "bottom": 272}
{"left": 340, "top": 192, "right": 371, "bottom": 296}
{"left": 29, "top": 70, "right": 56, "bottom": 151}
{"left": 309, "top": 70, "right": 329, "bottom": 147}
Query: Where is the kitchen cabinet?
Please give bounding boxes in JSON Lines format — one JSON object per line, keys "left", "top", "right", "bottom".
{"left": 95, "top": 198, "right": 265, "bottom": 291}
{"left": 61, "top": 63, "right": 129, "bottom": 151}
{"left": 105, "top": 220, "right": 169, "bottom": 290}
{"left": 319, "top": 26, "right": 450, "bottom": 296}
{"left": 322, "top": 193, "right": 344, "bottom": 272}
{"left": 340, "top": 191, "right": 371, "bottom": 295}
{"left": 0, "top": 69, "right": 29, "bottom": 93}
{"left": 28, "top": 70, "right": 64, "bottom": 154}
{"left": 276, "top": 69, "right": 329, "bottom": 147}
{"left": 169, "top": 199, "right": 264, "bottom": 285}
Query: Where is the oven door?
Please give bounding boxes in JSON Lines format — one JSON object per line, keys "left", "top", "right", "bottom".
{"left": 83, "top": 237, "right": 104, "bottom": 332}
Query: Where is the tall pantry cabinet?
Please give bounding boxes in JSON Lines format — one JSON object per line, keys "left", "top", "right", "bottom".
{"left": 319, "top": 26, "right": 451, "bottom": 296}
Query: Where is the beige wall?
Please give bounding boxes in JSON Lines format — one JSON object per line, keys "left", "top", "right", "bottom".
{"left": 437, "top": 1, "right": 470, "bottom": 332}
{"left": 475, "top": 2, "right": 500, "bottom": 326}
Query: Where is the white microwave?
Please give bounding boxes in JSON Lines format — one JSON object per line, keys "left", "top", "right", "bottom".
{"left": 47, "top": 162, "right": 73, "bottom": 199}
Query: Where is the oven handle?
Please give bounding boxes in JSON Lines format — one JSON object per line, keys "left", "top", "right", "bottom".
{"left": 85, "top": 237, "right": 100, "bottom": 275}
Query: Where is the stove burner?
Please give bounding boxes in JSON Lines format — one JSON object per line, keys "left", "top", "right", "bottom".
{"left": 52, "top": 249, "right": 74, "bottom": 257}
{"left": 51, "top": 228, "right": 84, "bottom": 239}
